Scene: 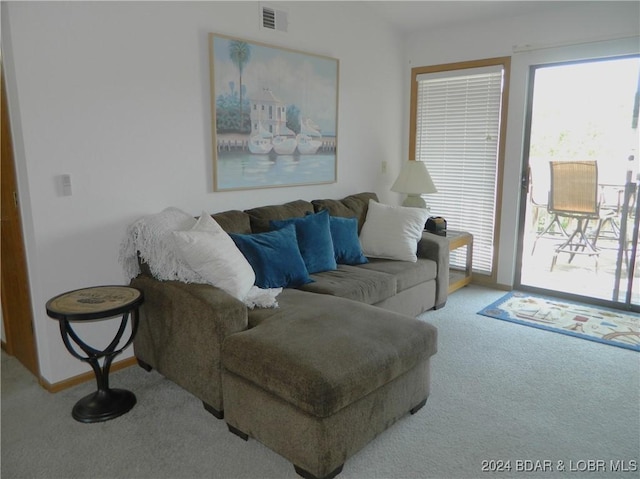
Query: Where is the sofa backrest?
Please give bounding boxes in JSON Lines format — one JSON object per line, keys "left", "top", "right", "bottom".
{"left": 209, "top": 192, "right": 379, "bottom": 236}
{"left": 136, "top": 192, "right": 379, "bottom": 278}
{"left": 212, "top": 210, "right": 252, "bottom": 234}
{"left": 244, "top": 199, "right": 314, "bottom": 233}
{"left": 312, "top": 192, "right": 378, "bottom": 233}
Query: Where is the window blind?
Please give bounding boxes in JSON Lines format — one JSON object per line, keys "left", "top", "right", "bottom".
{"left": 415, "top": 65, "right": 505, "bottom": 275}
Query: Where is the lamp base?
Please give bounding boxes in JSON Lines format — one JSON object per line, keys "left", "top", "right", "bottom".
{"left": 402, "top": 195, "right": 430, "bottom": 213}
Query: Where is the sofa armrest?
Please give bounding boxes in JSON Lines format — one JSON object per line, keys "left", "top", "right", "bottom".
{"left": 131, "top": 275, "right": 248, "bottom": 413}
{"left": 417, "top": 232, "right": 449, "bottom": 309}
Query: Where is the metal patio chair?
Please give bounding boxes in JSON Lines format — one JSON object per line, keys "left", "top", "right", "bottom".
{"left": 530, "top": 161, "right": 569, "bottom": 255}
{"left": 548, "top": 161, "right": 601, "bottom": 272}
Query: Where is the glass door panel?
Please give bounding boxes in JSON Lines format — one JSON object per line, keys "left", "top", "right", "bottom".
{"left": 517, "top": 56, "right": 640, "bottom": 310}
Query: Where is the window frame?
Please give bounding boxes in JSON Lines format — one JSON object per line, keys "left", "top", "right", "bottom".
{"left": 409, "top": 56, "right": 511, "bottom": 284}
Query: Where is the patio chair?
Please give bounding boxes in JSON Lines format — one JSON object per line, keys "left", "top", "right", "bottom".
{"left": 593, "top": 184, "right": 624, "bottom": 244}
{"left": 593, "top": 180, "right": 638, "bottom": 272}
{"left": 530, "top": 161, "right": 568, "bottom": 254}
{"left": 548, "top": 161, "right": 601, "bottom": 272}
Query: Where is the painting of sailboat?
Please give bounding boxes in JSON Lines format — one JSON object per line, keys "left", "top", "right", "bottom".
{"left": 248, "top": 121, "right": 273, "bottom": 154}
{"left": 210, "top": 33, "right": 338, "bottom": 191}
{"left": 296, "top": 135, "right": 321, "bottom": 155}
{"left": 296, "top": 118, "right": 322, "bottom": 154}
{"left": 248, "top": 136, "right": 273, "bottom": 155}
{"left": 273, "top": 135, "right": 297, "bottom": 155}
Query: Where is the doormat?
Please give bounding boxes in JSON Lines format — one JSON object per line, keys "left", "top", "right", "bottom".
{"left": 478, "top": 291, "right": 640, "bottom": 352}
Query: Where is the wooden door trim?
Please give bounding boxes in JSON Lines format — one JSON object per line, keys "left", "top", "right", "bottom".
{"left": 1, "top": 58, "right": 40, "bottom": 377}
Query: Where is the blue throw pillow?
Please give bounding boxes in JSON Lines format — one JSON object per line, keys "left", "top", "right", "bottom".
{"left": 230, "top": 224, "right": 312, "bottom": 289}
{"left": 270, "top": 209, "right": 337, "bottom": 274}
{"left": 329, "top": 216, "right": 369, "bottom": 265}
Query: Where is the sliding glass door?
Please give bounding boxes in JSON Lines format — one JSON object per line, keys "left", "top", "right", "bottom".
{"left": 516, "top": 55, "right": 640, "bottom": 311}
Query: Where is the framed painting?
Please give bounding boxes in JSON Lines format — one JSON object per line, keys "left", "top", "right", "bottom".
{"left": 209, "top": 33, "right": 339, "bottom": 191}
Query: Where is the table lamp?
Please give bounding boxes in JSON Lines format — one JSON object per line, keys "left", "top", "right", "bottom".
{"left": 391, "top": 160, "right": 438, "bottom": 211}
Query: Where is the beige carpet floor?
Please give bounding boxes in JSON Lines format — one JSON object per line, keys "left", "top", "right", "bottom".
{"left": 2, "top": 285, "right": 639, "bottom": 478}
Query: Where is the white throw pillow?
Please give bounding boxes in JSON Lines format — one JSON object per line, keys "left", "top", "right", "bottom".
{"left": 173, "top": 212, "right": 255, "bottom": 301}
{"left": 359, "top": 200, "right": 429, "bottom": 262}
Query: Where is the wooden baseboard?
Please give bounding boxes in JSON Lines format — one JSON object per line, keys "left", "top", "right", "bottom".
{"left": 470, "top": 276, "right": 512, "bottom": 291}
{"left": 39, "top": 356, "right": 138, "bottom": 393}
{"left": 491, "top": 282, "right": 512, "bottom": 291}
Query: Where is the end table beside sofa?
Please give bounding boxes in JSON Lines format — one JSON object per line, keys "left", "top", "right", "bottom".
{"left": 128, "top": 192, "right": 445, "bottom": 479}
{"left": 46, "top": 286, "right": 143, "bottom": 423}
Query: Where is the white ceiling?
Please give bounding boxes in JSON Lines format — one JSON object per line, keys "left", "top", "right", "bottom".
{"left": 362, "top": 1, "right": 575, "bottom": 35}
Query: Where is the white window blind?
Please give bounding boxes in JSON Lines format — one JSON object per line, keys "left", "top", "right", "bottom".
{"left": 415, "top": 65, "right": 505, "bottom": 275}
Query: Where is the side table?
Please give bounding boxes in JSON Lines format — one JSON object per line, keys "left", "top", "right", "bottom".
{"left": 434, "top": 230, "right": 473, "bottom": 293}
{"left": 46, "top": 285, "right": 144, "bottom": 423}
{"left": 446, "top": 230, "right": 473, "bottom": 293}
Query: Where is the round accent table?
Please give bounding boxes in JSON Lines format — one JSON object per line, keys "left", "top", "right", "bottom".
{"left": 46, "top": 285, "right": 144, "bottom": 423}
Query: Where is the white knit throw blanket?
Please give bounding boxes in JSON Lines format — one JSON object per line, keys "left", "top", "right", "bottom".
{"left": 118, "top": 207, "right": 280, "bottom": 309}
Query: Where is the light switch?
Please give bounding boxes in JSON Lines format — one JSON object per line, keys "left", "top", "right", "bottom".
{"left": 61, "top": 174, "right": 72, "bottom": 196}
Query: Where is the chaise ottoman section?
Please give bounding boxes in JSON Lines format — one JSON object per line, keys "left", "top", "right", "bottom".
{"left": 221, "top": 292, "right": 437, "bottom": 479}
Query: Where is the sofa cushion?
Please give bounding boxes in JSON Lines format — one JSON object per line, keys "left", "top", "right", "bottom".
{"left": 245, "top": 199, "right": 314, "bottom": 233}
{"left": 356, "top": 258, "right": 437, "bottom": 292}
{"left": 299, "top": 265, "right": 396, "bottom": 305}
{"left": 222, "top": 291, "right": 438, "bottom": 418}
{"left": 359, "top": 200, "right": 430, "bottom": 262}
{"left": 328, "top": 216, "right": 368, "bottom": 265}
{"left": 270, "top": 210, "right": 337, "bottom": 274}
{"left": 230, "top": 225, "right": 312, "bottom": 289}
{"left": 312, "top": 192, "right": 378, "bottom": 233}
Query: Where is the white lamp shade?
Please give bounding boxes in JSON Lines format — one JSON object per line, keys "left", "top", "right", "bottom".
{"left": 391, "top": 161, "right": 438, "bottom": 195}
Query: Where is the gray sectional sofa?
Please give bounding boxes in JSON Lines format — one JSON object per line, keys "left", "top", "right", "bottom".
{"left": 131, "top": 192, "right": 447, "bottom": 479}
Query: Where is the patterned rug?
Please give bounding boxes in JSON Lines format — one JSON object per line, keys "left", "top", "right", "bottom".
{"left": 478, "top": 291, "right": 640, "bottom": 352}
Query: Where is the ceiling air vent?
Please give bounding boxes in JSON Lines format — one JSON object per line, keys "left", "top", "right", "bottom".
{"left": 260, "top": 4, "right": 288, "bottom": 32}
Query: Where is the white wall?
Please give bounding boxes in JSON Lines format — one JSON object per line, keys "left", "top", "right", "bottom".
{"left": 7, "top": 0, "right": 638, "bottom": 385}
{"left": 2, "top": 1, "right": 405, "bottom": 384}
{"left": 404, "top": 1, "right": 640, "bottom": 286}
